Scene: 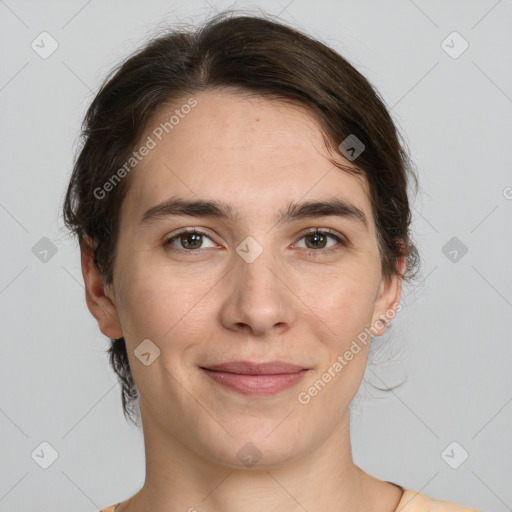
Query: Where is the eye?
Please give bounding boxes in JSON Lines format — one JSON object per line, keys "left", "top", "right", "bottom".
{"left": 163, "top": 228, "right": 346, "bottom": 255}
{"left": 163, "top": 228, "right": 217, "bottom": 251}
{"left": 294, "top": 229, "right": 346, "bottom": 254}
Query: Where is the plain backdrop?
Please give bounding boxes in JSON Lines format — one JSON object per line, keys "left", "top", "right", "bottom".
{"left": 1, "top": 1, "right": 511, "bottom": 511}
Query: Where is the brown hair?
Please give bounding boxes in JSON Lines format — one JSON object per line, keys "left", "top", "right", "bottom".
{"left": 63, "top": 11, "right": 419, "bottom": 425}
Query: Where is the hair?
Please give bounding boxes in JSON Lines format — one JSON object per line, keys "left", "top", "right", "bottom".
{"left": 63, "top": 10, "right": 420, "bottom": 425}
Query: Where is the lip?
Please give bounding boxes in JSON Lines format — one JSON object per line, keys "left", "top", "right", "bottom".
{"left": 202, "top": 361, "right": 306, "bottom": 374}
{"left": 200, "top": 361, "right": 309, "bottom": 396}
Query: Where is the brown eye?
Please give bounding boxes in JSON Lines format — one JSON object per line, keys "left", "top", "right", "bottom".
{"left": 163, "top": 229, "right": 216, "bottom": 251}
{"left": 304, "top": 231, "right": 328, "bottom": 249}
{"left": 295, "top": 229, "right": 345, "bottom": 254}
{"left": 179, "top": 232, "right": 203, "bottom": 250}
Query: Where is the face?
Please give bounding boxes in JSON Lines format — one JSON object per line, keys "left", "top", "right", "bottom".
{"left": 84, "top": 89, "right": 403, "bottom": 469}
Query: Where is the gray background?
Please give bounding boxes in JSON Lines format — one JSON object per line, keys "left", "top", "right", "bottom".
{"left": 1, "top": 0, "right": 511, "bottom": 511}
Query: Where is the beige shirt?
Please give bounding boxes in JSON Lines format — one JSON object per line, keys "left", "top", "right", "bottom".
{"left": 98, "top": 489, "right": 482, "bottom": 511}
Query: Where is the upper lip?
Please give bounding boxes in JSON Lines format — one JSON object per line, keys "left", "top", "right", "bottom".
{"left": 201, "top": 361, "right": 307, "bottom": 375}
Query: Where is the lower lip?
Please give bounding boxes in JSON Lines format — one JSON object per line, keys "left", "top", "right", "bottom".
{"left": 200, "top": 368, "right": 308, "bottom": 396}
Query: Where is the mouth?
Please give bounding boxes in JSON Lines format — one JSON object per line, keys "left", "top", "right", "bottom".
{"left": 199, "top": 361, "right": 310, "bottom": 396}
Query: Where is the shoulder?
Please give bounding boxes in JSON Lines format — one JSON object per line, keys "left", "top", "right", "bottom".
{"left": 98, "top": 505, "right": 120, "bottom": 512}
{"left": 396, "top": 489, "right": 482, "bottom": 512}
{"left": 98, "top": 491, "right": 482, "bottom": 512}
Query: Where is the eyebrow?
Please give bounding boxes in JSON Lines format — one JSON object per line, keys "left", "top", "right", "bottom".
{"left": 140, "top": 197, "right": 368, "bottom": 230}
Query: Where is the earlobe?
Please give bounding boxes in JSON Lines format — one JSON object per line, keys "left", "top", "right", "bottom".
{"left": 80, "top": 238, "right": 123, "bottom": 339}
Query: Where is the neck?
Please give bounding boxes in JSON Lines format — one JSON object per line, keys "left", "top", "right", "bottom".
{"left": 116, "top": 408, "right": 402, "bottom": 512}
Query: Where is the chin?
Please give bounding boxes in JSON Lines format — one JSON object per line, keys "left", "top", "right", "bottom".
{"left": 198, "top": 424, "right": 307, "bottom": 470}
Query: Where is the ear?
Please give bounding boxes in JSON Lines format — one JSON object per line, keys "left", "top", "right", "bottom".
{"left": 370, "top": 256, "right": 406, "bottom": 337}
{"left": 81, "top": 237, "right": 123, "bottom": 339}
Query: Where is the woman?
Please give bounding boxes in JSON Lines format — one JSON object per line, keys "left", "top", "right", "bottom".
{"left": 63, "top": 11, "right": 481, "bottom": 512}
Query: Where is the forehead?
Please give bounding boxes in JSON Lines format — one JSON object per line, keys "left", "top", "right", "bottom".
{"left": 120, "top": 89, "right": 372, "bottom": 227}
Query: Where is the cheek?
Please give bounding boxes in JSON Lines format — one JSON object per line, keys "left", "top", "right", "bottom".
{"left": 113, "top": 249, "right": 218, "bottom": 348}
{"left": 298, "top": 271, "right": 376, "bottom": 411}
{"left": 114, "top": 238, "right": 381, "bottom": 351}
{"left": 113, "top": 261, "right": 210, "bottom": 397}
{"left": 309, "top": 264, "right": 380, "bottom": 343}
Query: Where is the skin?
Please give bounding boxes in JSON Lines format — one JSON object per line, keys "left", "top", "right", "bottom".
{"left": 82, "top": 89, "right": 406, "bottom": 512}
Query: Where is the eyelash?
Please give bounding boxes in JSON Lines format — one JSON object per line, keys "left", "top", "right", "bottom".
{"left": 162, "top": 228, "right": 346, "bottom": 256}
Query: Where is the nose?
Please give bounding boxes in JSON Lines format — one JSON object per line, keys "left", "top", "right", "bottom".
{"left": 219, "top": 243, "right": 297, "bottom": 337}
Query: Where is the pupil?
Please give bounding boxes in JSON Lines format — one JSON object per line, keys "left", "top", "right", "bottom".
{"left": 182, "top": 233, "right": 202, "bottom": 249}
{"left": 307, "top": 233, "right": 326, "bottom": 249}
